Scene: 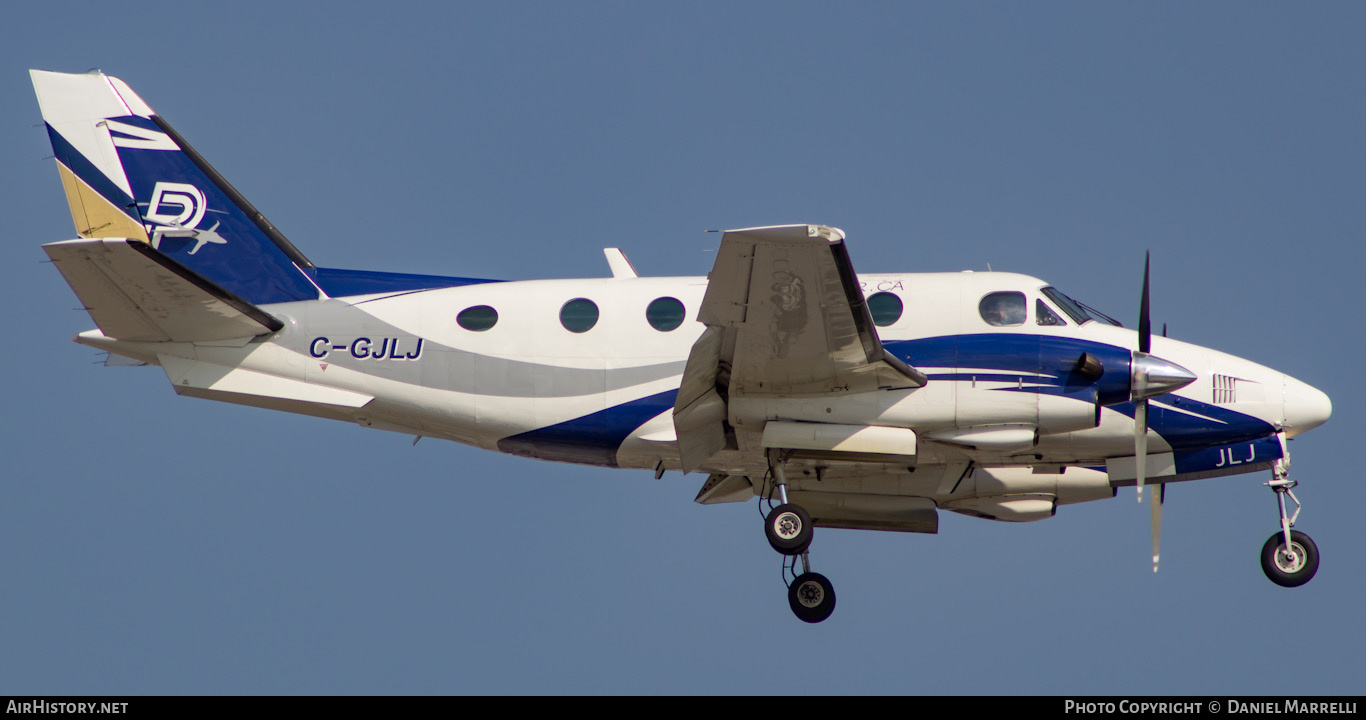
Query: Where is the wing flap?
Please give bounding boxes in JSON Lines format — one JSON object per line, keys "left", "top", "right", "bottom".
{"left": 43, "top": 237, "right": 282, "bottom": 343}
{"left": 673, "top": 325, "right": 729, "bottom": 471}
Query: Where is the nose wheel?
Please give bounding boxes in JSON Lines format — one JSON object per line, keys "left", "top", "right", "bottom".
{"left": 1261, "top": 529, "right": 1319, "bottom": 587}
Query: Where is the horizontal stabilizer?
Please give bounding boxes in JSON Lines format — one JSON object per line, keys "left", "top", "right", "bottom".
{"left": 43, "top": 238, "right": 282, "bottom": 342}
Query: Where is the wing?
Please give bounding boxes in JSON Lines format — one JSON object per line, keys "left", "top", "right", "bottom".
{"left": 673, "top": 224, "right": 926, "bottom": 472}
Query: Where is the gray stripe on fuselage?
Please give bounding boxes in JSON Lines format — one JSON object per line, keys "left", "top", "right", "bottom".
{"left": 288, "top": 305, "right": 686, "bottom": 397}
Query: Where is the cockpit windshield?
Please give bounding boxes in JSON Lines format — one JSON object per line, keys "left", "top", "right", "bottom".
{"left": 1041, "top": 287, "right": 1123, "bottom": 327}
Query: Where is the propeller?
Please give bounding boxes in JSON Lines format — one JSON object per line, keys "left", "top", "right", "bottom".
{"left": 1130, "top": 253, "right": 1186, "bottom": 572}
{"left": 1135, "top": 252, "right": 1151, "bottom": 505}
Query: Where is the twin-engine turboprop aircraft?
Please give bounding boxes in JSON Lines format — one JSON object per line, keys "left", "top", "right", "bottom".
{"left": 32, "top": 69, "right": 1332, "bottom": 623}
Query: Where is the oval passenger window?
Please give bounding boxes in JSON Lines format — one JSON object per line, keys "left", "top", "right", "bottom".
{"left": 646, "top": 297, "right": 686, "bottom": 332}
{"left": 457, "top": 305, "right": 498, "bottom": 331}
{"left": 560, "top": 298, "right": 600, "bottom": 333}
{"left": 868, "top": 292, "right": 903, "bottom": 327}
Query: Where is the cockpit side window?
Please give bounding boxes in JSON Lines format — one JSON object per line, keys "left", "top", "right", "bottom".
{"left": 979, "top": 291, "right": 1027, "bottom": 327}
{"left": 1036, "top": 299, "right": 1066, "bottom": 326}
{"left": 1041, "top": 286, "right": 1123, "bottom": 327}
{"left": 1042, "top": 287, "right": 1091, "bottom": 324}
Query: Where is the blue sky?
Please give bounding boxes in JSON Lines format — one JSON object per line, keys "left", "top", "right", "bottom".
{"left": 3, "top": 2, "right": 1363, "bottom": 694}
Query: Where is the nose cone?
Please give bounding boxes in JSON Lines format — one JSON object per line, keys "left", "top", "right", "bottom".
{"left": 1283, "top": 376, "right": 1332, "bottom": 437}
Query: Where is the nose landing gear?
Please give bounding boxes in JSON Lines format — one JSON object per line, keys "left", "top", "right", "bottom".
{"left": 1260, "top": 454, "right": 1319, "bottom": 588}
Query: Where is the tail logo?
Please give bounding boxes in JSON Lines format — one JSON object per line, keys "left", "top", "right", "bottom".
{"left": 143, "top": 181, "right": 227, "bottom": 255}
{"left": 146, "top": 182, "right": 205, "bottom": 228}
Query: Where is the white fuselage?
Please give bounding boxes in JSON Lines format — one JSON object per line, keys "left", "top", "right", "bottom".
{"left": 78, "top": 269, "right": 1331, "bottom": 501}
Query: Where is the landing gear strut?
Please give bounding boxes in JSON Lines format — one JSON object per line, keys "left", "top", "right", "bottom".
{"left": 765, "top": 451, "right": 836, "bottom": 623}
{"left": 1260, "top": 452, "right": 1319, "bottom": 588}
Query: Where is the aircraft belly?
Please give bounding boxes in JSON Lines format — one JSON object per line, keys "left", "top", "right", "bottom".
{"left": 615, "top": 408, "right": 681, "bottom": 471}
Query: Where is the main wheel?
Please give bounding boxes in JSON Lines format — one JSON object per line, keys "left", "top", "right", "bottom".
{"left": 765, "top": 504, "right": 813, "bottom": 555}
{"left": 1260, "top": 529, "right": 1320, "bottom": 588}
{"left": 788, "top": 572, "right": 836, "bottom": 623}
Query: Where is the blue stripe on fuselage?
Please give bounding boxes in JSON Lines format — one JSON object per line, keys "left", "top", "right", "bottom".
{"left": 1104, "top": 397, "right": 1275, "bottom": 450}
{"left": 493, "top": 333, "right": 1275, "bottom": 468}
{"left": 888, "top": 333, "right": 1135, "bottom": 405}
{"left": 306, "top": 267, "right": 502, "bottom": 297}
{"left": 888, "top": 334, "right": 1275, "bottom": 450}
{"left": 497, "top": 390, "right": 679, "bottom": 467}
{"left": 1173, "top": 435, "right": 1282, "bottom": 477}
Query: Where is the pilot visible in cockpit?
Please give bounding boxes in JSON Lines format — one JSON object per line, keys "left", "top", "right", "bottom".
{"left": 980, "top": 291, "right": 1027, "bottom": 327}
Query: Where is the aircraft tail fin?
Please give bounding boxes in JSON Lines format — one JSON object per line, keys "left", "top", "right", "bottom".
{"left": 31, "top": 69, "right": 321, "bottom": 305}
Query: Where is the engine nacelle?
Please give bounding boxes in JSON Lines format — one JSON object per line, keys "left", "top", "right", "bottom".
{"left": 941, "top": 494, "right": 1056, "bottom": 522}
{"left": 941, "top": 466, "right": 1115, "bottom": 521}
{"left": 972, "top": 466, "right": 1114, "bottom": 505}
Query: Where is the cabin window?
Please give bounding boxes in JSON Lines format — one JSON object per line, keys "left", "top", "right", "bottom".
{"left": 646, "top": 297, "right": 686, "bottom": 332}
{"left": 979, "top": 292, "right": 1026, "bottom": 327}
{"left": 457, "top": 305, "right": 498, "bottom": 331}
{"left": 868, "top": 292, "right": 903, "bottom": 327}
{"left": 560, "top": 298, "right": 600, "bottom": 333}
{"left": 1035, "top": 299, "right": 1066, "bottom": 326}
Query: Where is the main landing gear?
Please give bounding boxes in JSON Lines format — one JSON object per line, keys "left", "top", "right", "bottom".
{"left": 764, "top": 453, "right": 836, "bottom": 623}
{"left": 1260, "top": 452, "right": 1319, "bottom": 588}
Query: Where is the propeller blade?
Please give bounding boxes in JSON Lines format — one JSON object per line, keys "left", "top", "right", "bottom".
{"left": 1139, "top": 252, "right": 1151, "bottom": 354}
{"left": 1134, "top": 251, "right": 1152, "bottom": 503}
{"left": 1134, "top": 252, "right": 1166, "bottom": 566}
{"left": 1151, "top": 481, "right": 1165, "bottom": 572}
{"left": 1135, "top": 398, "right": 1147, "bottom": 502}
